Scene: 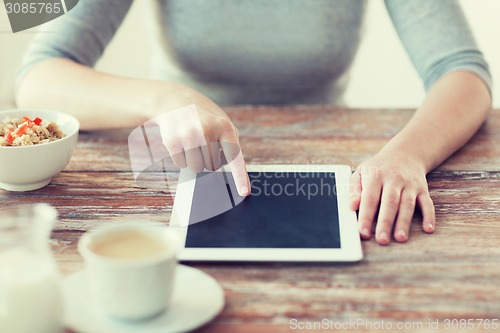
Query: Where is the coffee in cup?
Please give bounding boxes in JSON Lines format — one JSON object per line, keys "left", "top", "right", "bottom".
{"left": 78, "top": 223, "right": 180, "bottom": 320}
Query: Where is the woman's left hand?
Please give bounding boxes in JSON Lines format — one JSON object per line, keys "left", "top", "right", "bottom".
{"left": 349, "top": 150, "right": 436, "bottom": 245}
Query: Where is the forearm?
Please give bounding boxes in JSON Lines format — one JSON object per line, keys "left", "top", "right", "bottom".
{"left": 16, "top": 58, "right": 191, "bottom": 130}
{"left": 380, "top": 70, "right": 491, "bottom": 173}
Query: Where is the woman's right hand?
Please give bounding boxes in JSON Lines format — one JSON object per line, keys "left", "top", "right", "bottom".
{"left": 17, "top": 59, "right": 250, "bottom": 195}
{"left": 152, "top": 84, "right": 251, "bottom": 197}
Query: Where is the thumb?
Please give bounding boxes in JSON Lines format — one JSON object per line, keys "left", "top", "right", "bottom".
{"left": 349, "top": 168, "right": 362, "bottom": 211}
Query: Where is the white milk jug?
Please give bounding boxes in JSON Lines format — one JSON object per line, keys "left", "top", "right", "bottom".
{"left": 0, "top": 204, "right": 63, "bottom": 333}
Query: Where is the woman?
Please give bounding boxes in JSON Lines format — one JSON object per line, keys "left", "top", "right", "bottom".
{"left": 16, "top": 0, "right": 492, "bottom": 245}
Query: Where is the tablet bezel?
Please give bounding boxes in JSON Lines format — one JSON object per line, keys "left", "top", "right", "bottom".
{"left": 170, "top": 165, "right": 363, "bottom": 262}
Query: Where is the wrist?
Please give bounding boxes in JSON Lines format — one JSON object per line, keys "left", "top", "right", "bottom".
{"left": 145, "top": 82, "right": 200, "bottom": 119}
{"left": 378, "top": 141, "right": 429, "bottom": 174}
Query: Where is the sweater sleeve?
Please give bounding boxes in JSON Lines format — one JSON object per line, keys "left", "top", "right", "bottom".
{"left": 17, "top": 0, "right": 133, "bottom": 86}
{"left": 384, "top": 0, "right": 492, "bottom": 93}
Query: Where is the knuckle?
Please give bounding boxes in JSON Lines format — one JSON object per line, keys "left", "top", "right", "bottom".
{"left": 221, "top": 131, "right": 235, "bottom": 142}
{"left": 416, "top": 183, "right": 429, "bottom": 194}
{"left": 377, "top": 219, "right": 394, "bottom": 228}
{"left": 385, "top": 171, "right": 405, "bottom": 185}
{"left": 200, "top": 129, "right": 215, "bottom": 142}
{"left": 213, "top": 116, "right": 232, "bottom": 131}
{"left": 203, "top": 120, "right": 224, "bottom": 139}
{"left": 359, "top": 164, "right": 379, "bottom": 179}
{"left": 162, "top": 137, "right": 183, "bottom": 155}
{"left": 364, "top": 195, "right": 380, "bottom": 208}
{"left": 384, "top": 194, "right": 400, "bottom": 206}
{"left": 358, "top": 218, "right": 373, "bottom": 227}
{"left": 180, "top": 129, "right": 204, "bottom": 147}
{"left": 185, "top": 126, "right": 202, "bottom": 139}
{"left": 396, "top": 217, "right": 411, "bottom": 227}
{"left": 418, "top": 191, "right": 432, "bottom": 202}
{"left": 425, "top": 191, "right": 434, "bottom": 201}
{"left": 221, "top": 126, "right": 237, "bottom": 141}
{"left": 401, "top": 196, "right": 416, "bottom": 207}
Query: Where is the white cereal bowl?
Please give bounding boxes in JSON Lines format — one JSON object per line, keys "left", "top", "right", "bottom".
{"left": 0, "top": 109, "right": 79, "bottom": 191}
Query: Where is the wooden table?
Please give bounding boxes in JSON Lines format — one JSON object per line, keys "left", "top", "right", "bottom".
{"left": 2, "top": 107, "right": 499, "bottom": 333}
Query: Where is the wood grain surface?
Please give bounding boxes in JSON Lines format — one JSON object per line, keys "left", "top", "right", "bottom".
{"left": 1, "top": 107, "right": 499, "bottom": 333}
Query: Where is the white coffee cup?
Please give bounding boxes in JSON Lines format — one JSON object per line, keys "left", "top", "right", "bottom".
{"left": 78, "top": 223, "right": 180, "bottom": 320}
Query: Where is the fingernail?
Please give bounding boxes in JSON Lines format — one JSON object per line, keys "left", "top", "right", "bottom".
{"left": 361, "top": 228, "right": 371, "bottom": 239}
{"left": 397, "top": 229, "right": 406, "bottom": 240}
{"left": 427, "top": 223, "right": 434, "bottom": 231}
{"left": 379, "top": 231, "right": 389, "bottom": 243}
{"left": 240, "top": 186, "right": 248, "bottom": 196}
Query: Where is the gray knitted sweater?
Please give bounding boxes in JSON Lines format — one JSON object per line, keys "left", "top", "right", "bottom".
{"left": 19, "top": 0, "right": 491, "bottom": 105}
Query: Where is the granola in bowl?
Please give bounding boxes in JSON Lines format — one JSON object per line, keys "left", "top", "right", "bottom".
{"left": 0, "top": 116, "right": 65, "bottom": 147}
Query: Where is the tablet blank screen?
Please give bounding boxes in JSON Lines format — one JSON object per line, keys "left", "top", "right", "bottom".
{"left": 185, "top": 172, "right": 341, "bottom": 248}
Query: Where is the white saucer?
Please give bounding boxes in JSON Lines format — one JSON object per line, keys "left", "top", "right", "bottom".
{"left": 62, "top": 265, "right": 225, "bottom": 333}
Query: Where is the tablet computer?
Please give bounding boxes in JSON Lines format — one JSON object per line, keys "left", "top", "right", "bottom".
{"left": 170, "top": 165, "right": 363, "bottom": 262}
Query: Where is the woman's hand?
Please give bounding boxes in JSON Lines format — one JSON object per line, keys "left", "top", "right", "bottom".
{"left": 349, "top": 150, "right": 435, "bottom": 245}
{"left": 16, "top": 58, "right": 251, "bottom": 196}
{"left": 152, "top": 85, "right": 250, "bottom": 196}
{"left": 346, "top": 72, "right": 492, "bottom": 246}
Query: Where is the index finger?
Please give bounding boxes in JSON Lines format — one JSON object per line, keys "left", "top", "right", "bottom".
{"left": 219, "top": 134, "right": 250, "bottom": 197}
{"left": 226, "top": 149, "right": 250, "bottom": 197}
